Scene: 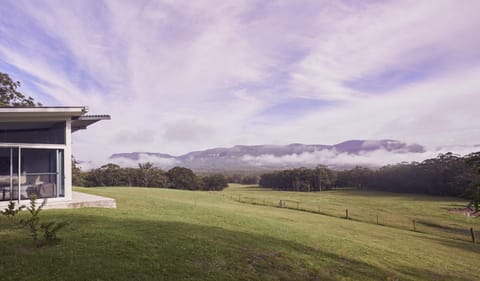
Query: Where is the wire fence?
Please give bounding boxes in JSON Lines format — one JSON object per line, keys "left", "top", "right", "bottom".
{"left": 226, "top": 194, "right": 479, "bottom": 244}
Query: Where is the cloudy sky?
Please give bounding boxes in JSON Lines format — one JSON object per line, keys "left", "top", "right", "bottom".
{"left": 1, "top": 0, "right": 479, "bottom": 165}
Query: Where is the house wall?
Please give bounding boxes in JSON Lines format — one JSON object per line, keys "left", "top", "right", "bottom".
{"left": 64, "top": 119, "right": 72, "bottom": 200}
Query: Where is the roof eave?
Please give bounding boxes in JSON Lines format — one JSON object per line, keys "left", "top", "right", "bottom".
{"left": 0, "top": 106, "right": 88, "bottom": 118}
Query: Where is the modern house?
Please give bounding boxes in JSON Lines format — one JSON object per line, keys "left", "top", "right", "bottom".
{"left": 0, "top": 107, "right": 109, "bottom": 205}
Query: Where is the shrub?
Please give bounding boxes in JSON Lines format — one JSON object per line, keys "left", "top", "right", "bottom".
{"left": 1, "top": 195, "right": 69, "bottom": 247}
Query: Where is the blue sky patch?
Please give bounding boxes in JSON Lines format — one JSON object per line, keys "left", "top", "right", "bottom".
{"left": 344, "top": 58, "right": 444, "bottom": 94}
{"left": 259, "top": 97, "right": 335, "bottom": 121}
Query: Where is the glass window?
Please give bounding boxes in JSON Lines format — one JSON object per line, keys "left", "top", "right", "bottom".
{"left": 0, "top": 147, "right": 19, "bottom": 201}
{"left": 20, "top": 148, "right": 64, "bottom": 199}
{"left": 0, "top": 147, "right": 64, "bottom": 201}
{"left": 0, "top": 121, "right": 65, "bottom": 144}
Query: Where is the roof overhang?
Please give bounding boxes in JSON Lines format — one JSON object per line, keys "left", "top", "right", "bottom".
{"left": 72, "top": 115, "right": 111, "bottom": 132}
{"left": 0, "top": 106, "right": 110, "bottom": 131}
{"left": 0, "top": 106, "right": 88, "bottom": 120}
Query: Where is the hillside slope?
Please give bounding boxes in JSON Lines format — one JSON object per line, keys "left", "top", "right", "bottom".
{"left": 1, "top": 186, "right": 479, "bottom": 280}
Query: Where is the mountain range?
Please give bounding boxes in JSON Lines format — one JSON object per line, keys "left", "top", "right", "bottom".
{"left": 109, "top": 139, "right": 426, "bottom": 172}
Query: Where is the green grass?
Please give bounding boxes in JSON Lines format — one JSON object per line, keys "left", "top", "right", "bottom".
{"left": 224, "top": 184, "right": 480, "bottom": 242}
{"left": 0, "top": 185, "right": 479, "bottom": 280}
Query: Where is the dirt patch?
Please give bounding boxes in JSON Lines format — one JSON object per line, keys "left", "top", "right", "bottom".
{"left": 447, "top": 207, "right": 480, "bottom": 218}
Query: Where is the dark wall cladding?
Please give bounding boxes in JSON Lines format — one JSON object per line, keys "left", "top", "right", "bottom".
{"left": 0, "top": 122, "right": 66, "bottom": 144}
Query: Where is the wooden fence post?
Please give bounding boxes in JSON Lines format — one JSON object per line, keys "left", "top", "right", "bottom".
{"left": 471, "top": 228, "right": 476, "bottom": 244}
{"left": 345, "top": 209, "right": 349, "bottom": 219}
{"left": 279, "top": 200, "right": 283, "bottom": 208}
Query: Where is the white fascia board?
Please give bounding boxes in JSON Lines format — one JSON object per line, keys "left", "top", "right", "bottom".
{"left": 0, "top": 106, "right": 87, "bottom": 119}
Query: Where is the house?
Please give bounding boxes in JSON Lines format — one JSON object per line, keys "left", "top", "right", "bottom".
{"left": 0, "top": 106, "right": 109, "bottom": 205}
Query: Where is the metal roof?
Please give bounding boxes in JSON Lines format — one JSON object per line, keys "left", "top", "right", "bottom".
{"left": 0, "top": 107, "right": 110, "bottom": 132}
{"left": 72, "top": 115, "right": 111, "bottom": 132}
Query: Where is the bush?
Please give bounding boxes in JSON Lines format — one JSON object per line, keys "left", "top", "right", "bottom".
{"left": 1, "top": 195, "right": 69, "bottom": 247}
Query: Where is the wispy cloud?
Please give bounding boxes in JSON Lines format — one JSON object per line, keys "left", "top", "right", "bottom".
{"left": 0, "top": 0, "right": 479, "bottom": 166}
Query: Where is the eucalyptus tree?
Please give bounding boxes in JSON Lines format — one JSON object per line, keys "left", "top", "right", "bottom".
{"left": 0, "top": 72, "right": 41, "bottom": 107}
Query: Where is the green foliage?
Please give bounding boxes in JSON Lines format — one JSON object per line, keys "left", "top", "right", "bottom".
{"left": 334, "top": 152, "right": 480, "bottom": 198}
{"left": 138, "top": 162, "right": 168, "bottom": 187}
{"left": 72, "top": 155, "right": 86, "bottom": 186}
{"left": 1, "top": 201, "right": 25, "bottom": 221}
{"left": 226, "top": 174, "right": 260, "bottom": 185}
{"left": 14, "top": 195, "right": 69, "bottom": 247}
{"left": 199, "top": 174, "right": 228, "bottom": 190}
{"left": 19, "top": 195, "right": 47, "bottom": 246}
{"left": 0, "top": 72, "right": 41, "bottom": 107}
{"left": 260, "top": 151, "right": 480, "bottom": 199}
{"left": 466, "top": 152, "right": 480, "bottom": 211}
{"left": 81, "top": 162, "right": 168, "bottom": 188}
{"left": 41, "top": 221, "right": 70, "bottom": 241}
{"left": 259, "top": 166, "right": 337, "bottom": 191}
{"left": 167, "top": 166, "right": 198, "bottom": 190}
{"left": 77, "top": 163, "right": 227, "bottom": 191}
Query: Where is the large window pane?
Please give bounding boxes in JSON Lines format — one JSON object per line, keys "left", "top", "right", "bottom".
{"left": 20, "top": 148, "right": 64, "bottom": 200}
{"left": 0, "top": 147, "right": 19, "bottom": 201}
{"left": 0, "top": 147, "right": 11, "bottom": 201}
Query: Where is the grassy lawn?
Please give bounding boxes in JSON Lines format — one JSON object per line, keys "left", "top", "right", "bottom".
{"left": 224, "top": 184, "right": 480, "bottom": 242}
{"left": 0, "top": 185, "right": 479, "bottom": 280}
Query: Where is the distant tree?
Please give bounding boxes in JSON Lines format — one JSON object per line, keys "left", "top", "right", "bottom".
{"left": 0, "top": 72, "right": 41, "bottom": 107}
{"left": 259, "top": 166, "right": 337, "bottom": 192}
{"left": 167, "top": 166, "right": 197, "bottom": 190}
{"left": 71, "top": 156, "right": 85, "bottom": 186}
{"left": 226, "top": 174, "right": 260, "bottom": 185}
{"left": 137, "top": 162, "right": 167, "bottom": 187}
{"left": 240, "top": 175, "right": 259, "bottom": 185}
{"left": 200, "top": 174, "right": 228, "bottom": 191}
{"left": 466, "top": 152, "right": 480, "bottom": 211}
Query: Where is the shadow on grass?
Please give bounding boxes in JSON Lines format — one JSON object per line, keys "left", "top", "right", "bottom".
{"left": 0, "top": 213, "right": 471, "bottom": 281}
{"left": 396, "top": 265, "right": 474, "bottom": 281}
{"left": 422, "top": 235, "right": 480, "bottom": 255}
{"left": 416, "top": 220, "right": 474, "bottom": 235}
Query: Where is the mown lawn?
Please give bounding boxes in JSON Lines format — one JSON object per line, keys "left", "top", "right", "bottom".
{"left": 1, "top": 185, "right": 479, "bottom": 280}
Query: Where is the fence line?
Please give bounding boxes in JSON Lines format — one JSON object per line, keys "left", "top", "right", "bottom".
{"left": 229, "top": 195, "right": 478, "bottom": 244}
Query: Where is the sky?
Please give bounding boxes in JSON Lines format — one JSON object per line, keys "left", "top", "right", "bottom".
{"left": 1, "top": 0, "right": 479, "bottom": 166}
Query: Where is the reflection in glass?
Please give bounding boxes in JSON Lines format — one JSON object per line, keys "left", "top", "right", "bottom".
{"left": 0, "top": 147, "right": 63, "bottom": 201}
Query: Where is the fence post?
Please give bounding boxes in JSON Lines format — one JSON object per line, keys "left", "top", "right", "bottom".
{"left": 413, "top": 220, "right": 416, "bottom": 231}
{"left": 279, "top": 200, "right": 283, "bottom": 208}
{"left": 471, "top": 228, "right": 476, "bottom": 244}
{"left": 345, "top": 209, "right": 349, "bottom": 219}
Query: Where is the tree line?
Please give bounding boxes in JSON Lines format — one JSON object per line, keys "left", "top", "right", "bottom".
{"left": 73, "top": 162, "right": 228, "bottom": 191}
{"left": 259, "top": 152, "right": 480, "bottom": 201}
{"left": 225, "top": 174, "right": 260, "bottom": 185}
{"left": 259, "top": 166, "right": 337, "bottom": 192}
{"left": 336, "top": 152, "right": 480, "bottom": 198}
